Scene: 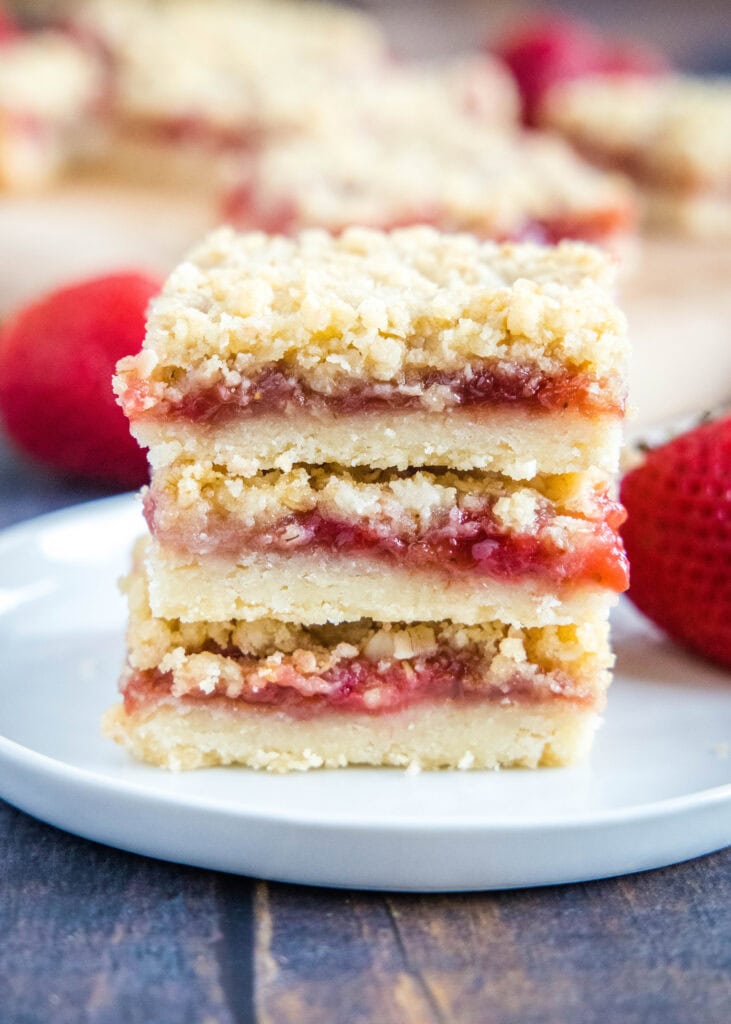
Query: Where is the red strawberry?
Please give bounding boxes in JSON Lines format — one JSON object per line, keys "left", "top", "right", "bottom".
{"left": 0, "top": 7, "right": 19, "bottom": 44}
{"left": 0, "top": 272, "right": 162, "bottom": 489}
{"left": 621, "top": 417, "right": 731, "bottom": 669}
{"left": 493, "top": 15, "right": 667, "bottom": 125}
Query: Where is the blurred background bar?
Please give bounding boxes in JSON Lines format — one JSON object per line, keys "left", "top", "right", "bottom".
{"left": 10, "top": 0, "right": 731, "bottom": 70}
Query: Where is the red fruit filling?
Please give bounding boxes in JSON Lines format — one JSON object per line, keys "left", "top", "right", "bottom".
{"left": 144, "top": 490, "right": 629, "bottom": 592}
{"left": 131, "top": 115, "right": 257, "bottom": 152}
{"left": 122, "top": 363, "right": 625, "bottom": 421}
{"left": 222, "top": 181, "right": 633, "bottom": 246}
{"left": 123, "top": 652, "right": 592, "bottom": 720}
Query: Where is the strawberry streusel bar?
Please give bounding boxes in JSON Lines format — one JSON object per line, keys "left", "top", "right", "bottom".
{"left": 77, "top": 0, "right": 389, "bottom": 187}
{"left": 223, "top": 122, "right": 636, "bottom": 251}
{"left": 116, "top": 228, "right": 628, "bottom": 485}
{"left": 0, "top": 31, "right": 104, "bottom": 190}
{"left": 109, "top": 227, "right": 628, "bottom": 771}
{"left": 540, "top": 75, "right": 731, "bottom": 237}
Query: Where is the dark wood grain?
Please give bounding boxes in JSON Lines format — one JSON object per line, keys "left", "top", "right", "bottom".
{"left": 255, "top": 852, "right": 731, "bottom": 1024}
{"left": 0, "top": 801, "right": 255, "bottom": 1024}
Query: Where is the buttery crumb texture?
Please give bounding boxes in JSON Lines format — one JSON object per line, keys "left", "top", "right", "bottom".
{"left": 149, "top": 462, "right": 615, "bottom": 535}
{"left": 78, "top": 0, "right": 387, "bottom": 132}
{"left": 114, "top": 226, "right": 628, "bottom": 414}
{"left": 227, "top": 122, "right": 635, "bottom": 240}
{"left": 0, "top": 32, "right": 104, "bottom": 190}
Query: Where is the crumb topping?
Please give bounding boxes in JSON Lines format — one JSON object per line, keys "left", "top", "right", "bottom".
{"left": 316, "top": 54, "right": 519, "bottom": 135}
{"left": 542, "top": 75, "right": 731, "bottom": 189}
{"left": 115, "top": 226, "right": 627, "bottom": 409}
{"left": 150, "top": 462, "right": 611, "bottom": 535}
{"left": 79, "top": 0, "right": 386, "bottom": 131}
{"left": 229, "top": 120, "right": 634, "bottom": 238}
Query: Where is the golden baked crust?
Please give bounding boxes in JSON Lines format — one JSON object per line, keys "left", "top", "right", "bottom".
{"left": 134, "top": 407, "right": 623, "bottom": 479}
{"left": 145, "top": 544, "right": 617, "bottom": 627}
{"left": 103, "top": 700, "right": 602, "bottom": 771}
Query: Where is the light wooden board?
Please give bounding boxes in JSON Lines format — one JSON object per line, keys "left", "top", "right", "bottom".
{"left": 1, "top": 181, "right": 729, "bottom": 430}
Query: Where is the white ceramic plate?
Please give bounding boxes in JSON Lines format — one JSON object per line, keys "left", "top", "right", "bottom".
{"left": 0, "top": 495, "right": 729, "bottom": 891}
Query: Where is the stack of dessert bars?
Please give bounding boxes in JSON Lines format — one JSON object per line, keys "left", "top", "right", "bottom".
{"left": 108, "top": 226, "right": 629, "bottom": 772}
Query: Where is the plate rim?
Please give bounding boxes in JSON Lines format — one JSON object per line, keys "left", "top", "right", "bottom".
{"left": 1, "top": 728, "right": 730, "bottom": 835}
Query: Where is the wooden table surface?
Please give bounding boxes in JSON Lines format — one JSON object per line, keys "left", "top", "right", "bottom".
{"left": 1, "top": 440, "right": 730, "bottom": 1023}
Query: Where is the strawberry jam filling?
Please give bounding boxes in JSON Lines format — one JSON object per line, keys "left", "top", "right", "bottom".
{"left": 121, "top": 114, "right": 257, "bottom": 152}
{"left": 223, "top": 182, "right": 634, "bottom": 246}
{"left": 145, "top": 491, "right": 629, "bottom": 591}
{"left": 123, "top": 652, "right": 592, "bottom": 720}
{"left": 124, "top": 363, "right": 624, "bottom": 421}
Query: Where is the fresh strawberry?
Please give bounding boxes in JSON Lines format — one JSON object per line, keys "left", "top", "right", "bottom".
{"left": 621, "top": 417, "right": 731, "bottom": 669}
{"left": 0, "top": 7, "right": 20, "bottom": 44}
{"left": 0, "top": 272, "right": 162, "bottom": 489}
{"left": 493, "top": 15, "right": 667, "bottom": 124}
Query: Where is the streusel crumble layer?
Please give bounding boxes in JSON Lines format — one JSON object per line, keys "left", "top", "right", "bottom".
{"left": 322, "top": 55, "right": 520, "bottom": 136}
{"left": 114, "top": 227, "right": 628, "bottom": 433}
{"left": 95, "top": 52, "right": 519, "bottom": 190}
{"left": 78, "top": 0, "right": 386, "bottom": 138}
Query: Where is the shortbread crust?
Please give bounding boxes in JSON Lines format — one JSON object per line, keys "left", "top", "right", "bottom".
{"left": 145, "top": 546, "right": 617, "bottom": 626}
{"left": 133, "top": 407, "right": 623, "bottom": 479}
{"left": 103, "top": 700, "right": 602, "bottom": 772}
